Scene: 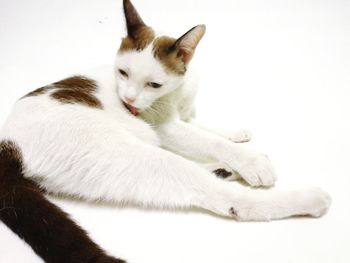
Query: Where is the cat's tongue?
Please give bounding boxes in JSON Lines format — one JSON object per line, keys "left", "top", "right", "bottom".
{"left": 129, "top": 105, "right": 139, "bottom": 116}
{"left": 124, "top": 102, "right": 140, "bottom": 116}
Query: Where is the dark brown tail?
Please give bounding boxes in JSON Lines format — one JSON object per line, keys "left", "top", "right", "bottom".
{"left": 0, "top": 141, "right": 126, "bottom": 263}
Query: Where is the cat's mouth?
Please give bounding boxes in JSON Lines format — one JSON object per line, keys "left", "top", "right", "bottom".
{"left": 123, "top": 101, "right": 141, "bottom": 116}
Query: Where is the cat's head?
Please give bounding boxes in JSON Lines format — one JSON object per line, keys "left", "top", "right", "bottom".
{"left": 115, "top": 0, "right": 205, "bottom": 116}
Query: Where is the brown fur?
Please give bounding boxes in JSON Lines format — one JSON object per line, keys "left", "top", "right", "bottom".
{"left": 120, "top": 0, "right": 186, "bottom": 75}
{"left": 24, "top": 86, "right": 51, "bottom": 97}
{"left": 153, "top": 36, "right": 186, "bottom": 75}
{"left": 0, "top": 140, "right": 125, "bottom": 263}
{"left": 119, "top": 32, "right": 186, "bottom": 75}
{"left": 119, "top": 26, "right": 155, "bottom": 52}
{"left": 123, "top": 0, "right": 147, "bottom": 38}
{"left": 52, "top": 76, "right": 102, "bottom": 109}
{"left": 213, "top": 168, "right": 233, "bottom": 179}
{"left": 23, "top": 76, "right": 103, "bottom": 109}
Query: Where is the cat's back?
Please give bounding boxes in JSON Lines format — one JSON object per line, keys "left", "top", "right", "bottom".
{"left": 14, "top": 65, "right": 121, "bottom": 117}
{"left": 0, "top": 65, "right": 160, "bottom": 179}
{"left": 1, "top": 65, "right": 116, "bottom": 137}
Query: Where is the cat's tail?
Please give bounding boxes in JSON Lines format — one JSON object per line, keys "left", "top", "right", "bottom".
{"left": 0, "top": 140, "right": 126, "bottom": 263}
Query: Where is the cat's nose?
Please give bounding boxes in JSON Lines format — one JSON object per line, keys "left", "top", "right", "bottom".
{"left": 124, "top": 97, "right": 135, "bottom": 104}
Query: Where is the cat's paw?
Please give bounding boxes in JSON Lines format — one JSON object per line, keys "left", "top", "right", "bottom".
{"left": 205, "top": 188, "right": 331, "bottom": 222}
{"left": 299, "top": 188, "right": 332, "bottom": 218}
{"left": 227, "top": 129, "right": 252, "bottom": 143}
{"left": 236, "top": 154, "right": 277, "bottom": 187}
{"left": 229, "top": 188, "right": 331, "bottom": 221}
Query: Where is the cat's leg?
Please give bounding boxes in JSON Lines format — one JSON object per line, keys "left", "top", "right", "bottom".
{"left": 16, "top": 108, "right": 330, "bottom": 221}
{"left": 21, "top": 118, "right": 330, "bottom": 222}
{"left": 189, "top": 120, "right": 252, "bottom": 143}
{"left": 37, "top": 137, "right": 330, "bottom": 221}
{"left": 156, "top": 120, "right": 276, "bottom": 187}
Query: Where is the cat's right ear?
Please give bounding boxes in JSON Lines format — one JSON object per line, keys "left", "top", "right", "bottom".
{"left": 123, "top": 0, "right": 146, "bottom": 38}
{"left": 171, "top": 25, "right": 206, "bottom": 65}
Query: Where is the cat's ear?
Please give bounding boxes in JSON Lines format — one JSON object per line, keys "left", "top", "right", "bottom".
{"left": 123, "top": 0, "right": 146, "bottom": 38}
{"left": 171, "top": 25, "right": 206, "bottom": 65}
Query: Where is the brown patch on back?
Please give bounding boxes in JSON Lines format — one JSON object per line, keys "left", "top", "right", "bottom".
{"left": 119, "top": 26, "right": 155, "bottom": 52}
{"left": 22, "top": 76, "right": 103, "bottom": 109}
{"left": 153, "top": 36, "right": 186, "bottom": 75}
{"left": 24, "top": 86, "right": 51, "bottom": 98}
{"left": 52, "top": 76, "right": 102, "bottom": 109}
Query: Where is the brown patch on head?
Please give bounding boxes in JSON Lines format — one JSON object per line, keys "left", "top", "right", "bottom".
{"left": 51, "top": 76, "right": 102, "bottom": 109}
{"left": 22, "top": 76, "right": 103, "bottom": 109}
{"left": 119, "top": 26, "right": 155, "bottom": 52}
{"left": 152, "top": 25, "right": 206, "bottom": 75}
{"left": 119, "top": 0, "right": 155, "bottom": 53}
{"left": 153, "top": 36, "right": 186, "bottom": 75}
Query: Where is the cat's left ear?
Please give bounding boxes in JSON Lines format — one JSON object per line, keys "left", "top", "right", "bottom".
{"left": 123, "top": 0, "right": 146, "bottom": 38}
{"left": 171, "top": 25, "right": 206, "bottom": 65}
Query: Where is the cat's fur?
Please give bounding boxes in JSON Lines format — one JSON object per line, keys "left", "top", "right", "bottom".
{"left": 0, "top": 0, "right": 331, "bottom": 262}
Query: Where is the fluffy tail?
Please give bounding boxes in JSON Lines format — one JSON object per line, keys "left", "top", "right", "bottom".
{"left": 0, "top": 141, "right": 125, "bottom": 263}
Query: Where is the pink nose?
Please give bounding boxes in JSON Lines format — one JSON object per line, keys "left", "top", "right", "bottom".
{"left": 125, "top": 97, "right": 135, "bottom": 104}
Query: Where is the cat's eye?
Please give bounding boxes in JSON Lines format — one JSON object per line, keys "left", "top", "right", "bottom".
{"left": 147, "top": 82, "right": 162, "bottom": 88}
{"left": 119, "top": 69, "right": 128, "bottom": 78}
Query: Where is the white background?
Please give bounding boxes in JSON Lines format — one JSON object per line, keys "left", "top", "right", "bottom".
{"left": 0, "top": 0, "right": 349, "bottom": 262}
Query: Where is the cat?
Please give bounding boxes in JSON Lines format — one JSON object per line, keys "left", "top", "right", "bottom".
{"left": 0, "top": 0, "right": 331, "bottom": 262}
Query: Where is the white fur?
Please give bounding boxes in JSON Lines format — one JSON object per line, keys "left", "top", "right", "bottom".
{"left": 115, "top": 45, "right": 183, "bottom": 111}
{"left": 0, "top": 41, "right": 331, "bottom": 221}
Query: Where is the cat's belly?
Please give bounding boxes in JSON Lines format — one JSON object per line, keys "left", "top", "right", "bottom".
{"left": 0, "top": 95, "right": 160, "bottom": 190}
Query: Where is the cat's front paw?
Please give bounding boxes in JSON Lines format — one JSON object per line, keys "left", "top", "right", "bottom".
{"left": 236, "top": 154, "right": 277, "bottom": 187}
{"left": 227, "top": 129, "right": 252, "bottom": 143}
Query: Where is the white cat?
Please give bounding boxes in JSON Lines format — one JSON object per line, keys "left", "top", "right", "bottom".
{"left": 0, "top": 0, "right": 331, "bottom": 262}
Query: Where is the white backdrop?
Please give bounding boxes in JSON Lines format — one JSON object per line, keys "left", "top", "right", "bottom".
{"left": 0, "top": 0, "right": 349, "bottom": 262}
